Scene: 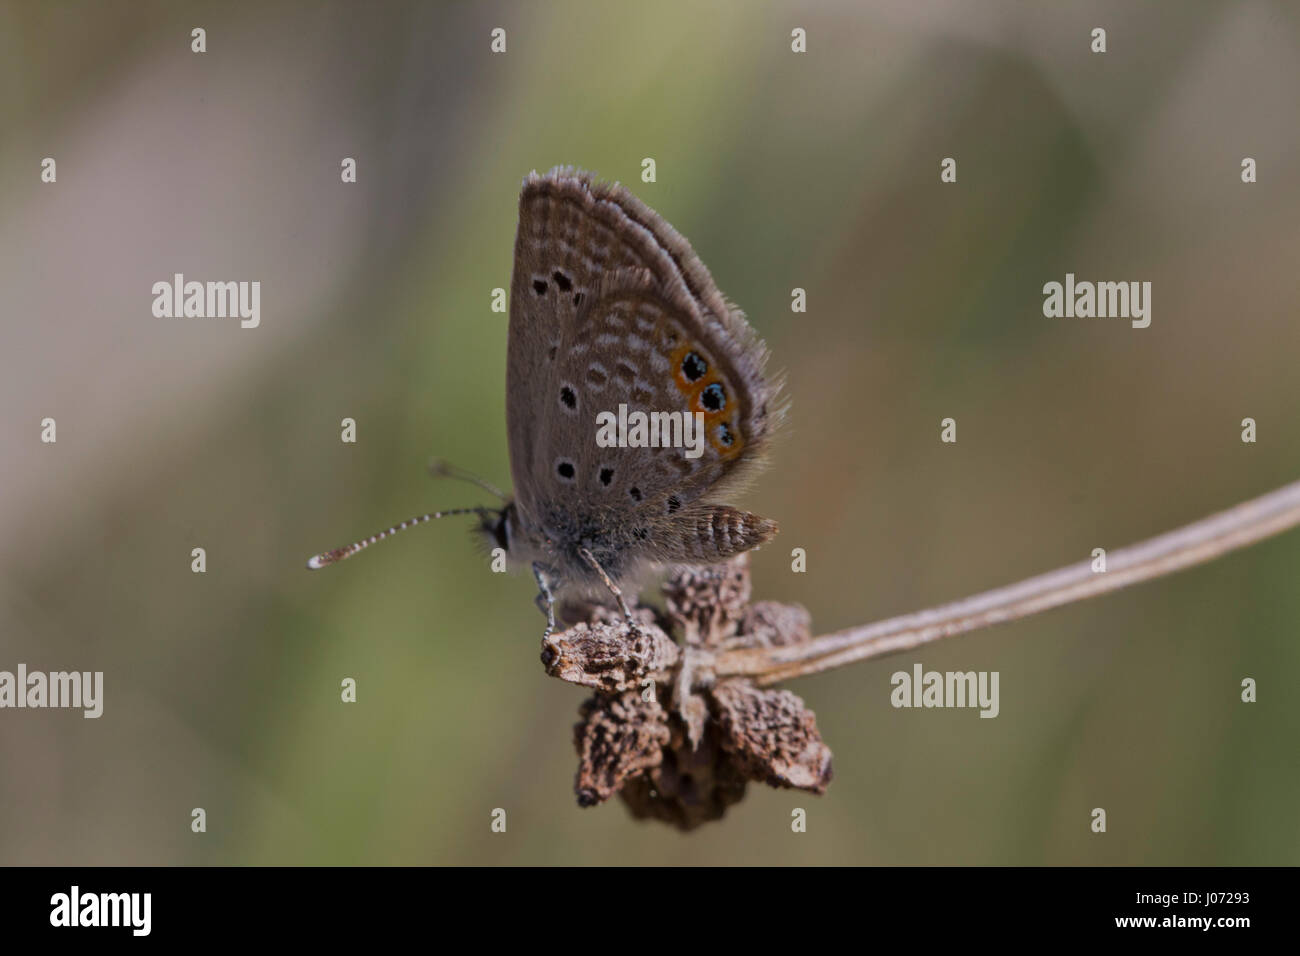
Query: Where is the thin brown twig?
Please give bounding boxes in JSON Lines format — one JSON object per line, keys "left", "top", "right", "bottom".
{"left": 715, "top": 478, "right": 1300, "bottom": 687}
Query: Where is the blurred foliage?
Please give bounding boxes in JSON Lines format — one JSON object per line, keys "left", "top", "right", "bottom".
{"left": 1, "top": 0, "right": 1298, "bottom": 864}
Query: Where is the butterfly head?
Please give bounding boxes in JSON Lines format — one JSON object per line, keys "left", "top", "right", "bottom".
{"left": 479, "top": 501, "right": 517, "bottom": 555}
{"left": 476, "top": 499, "right": 557, "bottom": 573}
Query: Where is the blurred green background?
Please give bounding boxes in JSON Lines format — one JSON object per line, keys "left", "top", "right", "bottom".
{"left": 2, "top": 0, "right": 1298, "bottom": 864}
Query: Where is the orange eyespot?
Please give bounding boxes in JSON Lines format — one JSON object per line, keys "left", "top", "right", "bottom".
{"left": 670, "top": 344, "right": 709, "bottom": 393}
{"left": 693, "top": 380, "right": 728, "bottom": 416}
{"left": 709, "top": 419, "right": 744, "bottom": 459}
{"left": 669, "top": 343, "right": 744, "bottom": 458}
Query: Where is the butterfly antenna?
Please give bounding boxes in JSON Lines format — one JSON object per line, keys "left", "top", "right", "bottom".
{"left": 306, "top": 507, "right": 492, "bottom": 569}
{"left": 427, "top": 458, "right": 507, "bottom": 501}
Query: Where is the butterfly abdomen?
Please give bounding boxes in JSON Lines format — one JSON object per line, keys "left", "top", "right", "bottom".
{"left": 661, "top": 506, "right": 778, "bottom": 563}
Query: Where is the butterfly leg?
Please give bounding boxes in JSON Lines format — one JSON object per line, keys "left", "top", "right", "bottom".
{"left": 532, "top": 562, "right": 558, "bottom": 639}
{"left": 577, "top": 546, "right": 638, "bottom": 633}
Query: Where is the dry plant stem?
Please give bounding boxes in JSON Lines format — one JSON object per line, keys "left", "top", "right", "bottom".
{"left": 716, "top": 478, "right": 1300, "bottom": 687}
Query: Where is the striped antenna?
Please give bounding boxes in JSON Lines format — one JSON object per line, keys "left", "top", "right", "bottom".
{"left": 306, "top": 507, "right": 492, "bottom": 570}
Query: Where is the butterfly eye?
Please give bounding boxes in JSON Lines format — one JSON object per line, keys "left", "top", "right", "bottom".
{"left": 700, "top": 382, "right": 726, "bottom": 412}
{"left": 681, "top": 351, "right": 707, "bottom": 382}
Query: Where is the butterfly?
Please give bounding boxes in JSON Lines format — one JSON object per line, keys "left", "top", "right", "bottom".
{"left": 308, "top": 167, "right": 784, "bottom": 637}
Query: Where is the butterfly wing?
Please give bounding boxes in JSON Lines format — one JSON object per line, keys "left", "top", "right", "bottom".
{"left": 505, "top": 168, "right": 781, "bottom": 574}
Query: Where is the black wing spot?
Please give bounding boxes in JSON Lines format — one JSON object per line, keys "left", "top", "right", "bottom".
{"left": 559, "top": 386, "right": 577, "bottom": 409}
{"left": 667, "top": 495, "right": 681, "bottom": 514}
{"left": 556, "top": 459, "right": 576, "bottom": 482}
{"left": 681, "top": 351, "right": 707, "bottom": 382}
{"left": 552, "top": 271, "right": 573, "bottom": 292}
{"left": 701, "top": 382, "right": 726, "bottom": 411}
{"left": 599, "top": 467, "right": 614, "bottom": 486}
{"left": 573, "top": 292, "right": 583, "bottom": 307}
{"left": 533, "top": 279, "right": 548, "bottom": 295}
{"left": 628, "top": 486, "right": 642, "bottom": 502}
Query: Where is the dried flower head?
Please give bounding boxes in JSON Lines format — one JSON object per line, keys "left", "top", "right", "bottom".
{"left": 542, "top": 554, "right": 833, "bottom": 830}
